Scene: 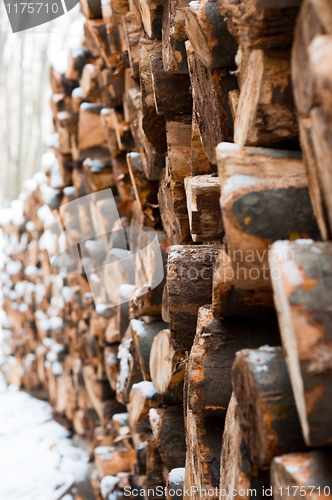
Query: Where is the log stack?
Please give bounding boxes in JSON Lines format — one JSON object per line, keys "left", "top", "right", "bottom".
{"left": 1, "top": 0, "right": 332, "bottom": 498}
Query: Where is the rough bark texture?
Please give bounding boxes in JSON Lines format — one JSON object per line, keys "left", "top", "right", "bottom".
{"left": 185, "top": 0, "right": 237, "bottom": 69}
{"left": 187, "top": 305, "right": 280, "bottom": 416}
{"left": 185, "top": 174, "right": 223, "bottom": 242}
{"left": 232, "top": 347, "right": 307, "bottom": 468}
{"left": 3, "top": 0, "right": 332, "bottom": 497}
{"left": 270, "top": 240, "right": 332, "bottom": 447}
{"left": 219, "top": 394, "right": 270, "bottom": 500}
{"left": 217, "top": 143, "right": 319, "bottom": 291}
{"left": 167, "top": 245, "right": 220, "bottom": 350}
{"left": 186, "top": 41, "right": 237, "bottom": 164}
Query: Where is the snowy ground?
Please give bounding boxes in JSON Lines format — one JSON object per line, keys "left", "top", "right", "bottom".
{"left": 0, "top": 375, "right": 92, "bottom": 500}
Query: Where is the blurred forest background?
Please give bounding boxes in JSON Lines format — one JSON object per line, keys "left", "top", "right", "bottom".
{"left": 0, "top": 3, "right": 82, "bottom": 205}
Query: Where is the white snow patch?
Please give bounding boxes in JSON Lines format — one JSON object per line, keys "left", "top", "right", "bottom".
{"left": 295, "top": 239, "right": 314, "bottom": 246}
{"left": 169, "top": 468, "right": 185, "bottom": 486}
{"left": 256, "top": 365, "right": 268, "bottom": 373}
{"left": 149, "top": 408, "right": 160, "bottom": 425}
{"left": 120, "top": 284, "right": 135, "bottom": 301}
{"left": 258, "top": 345, "right": 277, "bottom": 352}
{"left": 116, "top": 339, "right": 132, "bottom": 394}
{"left": 26, "top": 221, "right": 36, "bottom": 232}
{"left": 100, "top": 475, "right": 120, "bottom": 498}
{"left": 130, "top": 319, "right": 146, "bottom": 338}
{"left": 223, "top": 175, "right": 259, "bottom": 196}
{"left": 216, "top": 142, "right": 241, "bottom": 154}
{"left": 132, "top": 381, "right": 157, "bottom": 398}
{"left": 7, "top": 260, "right": 22, "bottom": 276}
{"left": 112, "top": 413, "right": 129, "bottom": 426}
{"left": 62, "top": 286, "right": 73, "bottom": 303}
{"left": 284, "top": 464, "right": 300, "bottom": 474}
{"left": 281, "top": 261, "right": 303, "bottom": 287}
{"left": 0, "top": 389, "right": 89, "bottom": 500}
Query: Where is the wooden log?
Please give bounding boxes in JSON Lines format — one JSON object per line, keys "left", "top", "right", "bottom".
{"left": 79, "top": 0, "right": 102, "bottom": 19}
{"left": 116, "top": 297, "right": 132, "bottom": 342}
{"left": 234, "top": 48, "right": 298, "bottom": 147}
{"left": 185, "top": 0, "right": 237, "bottom": 69}
{"left": 138, "top": 0, "right": 163, "bottom": 39}
{"left": 50, "top": 64, "right": 63, "bottom": 93}
{"left": 232, "top": 346, "right": 307, "bottom": 468}
{"left": 130, "top": 319, "right": 168, "bottom": 381}
{"left": 129, "top": 286, "right": 163, "bottom": 318}
{"left": 82, "top": 21, "right": 101, "bottom": 57}
{"left": 61, "top": 74, "right": 79, "bottom": 98}
{"left": 271, "top": 451, "right": 332, "bottom": 500}
{"left": 167, "top": 244, "right": 219, "bottom": 350}
{"left": 187, "top": 305, "right": 280, "bottom": 416}
{"left": 270, "top": 240, "right": 332, "bottom": 447}
{"left": 303, "top": 36, "right": 332, "bottom": 237}
{"left": 212, "top": 246, "right": 275, "bottom": 318}
{"left": 219, "top": 394, "right": 269, "bottom": 500}
{"left": 218, "top": 0, "right": 300, "bottom": 49}
{"left": 116, "top": 327, "right": 143, "bottom": 405}
{"left": 102, "top": 0, "right": 129, "bottom": 23}
{"left": 112, "top": 412, "right": 129, "bottom": 436}
{"left": 94, "top": 445, "right": 136, "bottom": 477}
{"left": 185, "top": 174, "right": 223, "bottom": 242}
{"left": 80, "top": 63, "right": 101, "bottom": 101}
{"left": 166, "top": 115, "right": 192, "bottom": 183}
{"left": 103, "top": 248, "right": 135, "bottom": 307}
{"left": 186, "top": 41, "right": 237, "bottom": 164}
{"left": 71, "top": 87, "right": 84, "bottom": 118}
{"left": 56, "top": 111, "right": 72, "bottom": 156}
{"left": 158, "top": 168, "right": 192, "bottom": 245}
{"left": 149, "top": 406, "right": 186, "bottom": 471}
{"left": 54, "top": 151, "right": 73, "bottom": 189}
{"left": 217, "top": 143, "right": 320, "bottom": 292}
{"left": 185, "top": 411, "right": 223, "bottom": 500}
{"left": 229, "top": 88, "right": 240, "bottom": 121}
{"left": 78, "top": 103, "right": 107, "bottom": 152}
{"left": 65, "top": 46, "right": 92, "bottom": 81}
{"left": 150, "top": 52, "right": 192, "bottom": 116}
{"left": 309, "top": 108, "right": 332, "bottom": 240}
{"left": 99, "top": 68, "right": 125, "bottom": 109}
{"left": 88, "top": 195, "right": 118, "bottom": 250}
{"left": 82, "top": 365, "right": 125, "bottom": 424}
{"left": 190, "top": 102, "right": 212, "bottom": 176}
{"left": 124, "top": 87, "right": 165, "bottom": 180}
{"left": 123, "top": 12, "right": 144, "bottom": 80}
{"left": 85, "top": 20, "right": 120, "bottom": 67}
{"left": 298, "top": 116, "right": 330, "bottom": 241}
{"left": 146, "top": 438, "right": 166, "bottom": 499}
{"left": 291, "top": 0, "right": 332, "bottom": 117}
{"left": 139, "top": 39, "right": 167, "bottom": 155}
{"left": 83, "top": 158, "right": 115, "bottom": 192}
{"left": 126, "top": 151, "right": 159, "bottom": 208}
{"left": 128, "top": 381, "right": 164, "bottom": 427}
{"left": 112, "top": 154, "right": 134, "bottom": 214}
{"left": 150, "top": 329, "right": 186, "bottom": 396}
{"left": 164, "top": 116, "right": 192, "bottom": 242}
{"left": 49, "top": 92, "right": 66, "bottom": 119}
{"left": 105, "top": 108, "right": 134, "bottom": 152}
{"left": 104, "top": 344, "right": 120, "bottom": 391}
{"left": 162, "top": 0, "right": 189, "bottom": 74}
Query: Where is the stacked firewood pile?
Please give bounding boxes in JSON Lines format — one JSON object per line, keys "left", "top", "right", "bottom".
{"left": 1, "top": 0, "right": 332, "bottom": 498}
